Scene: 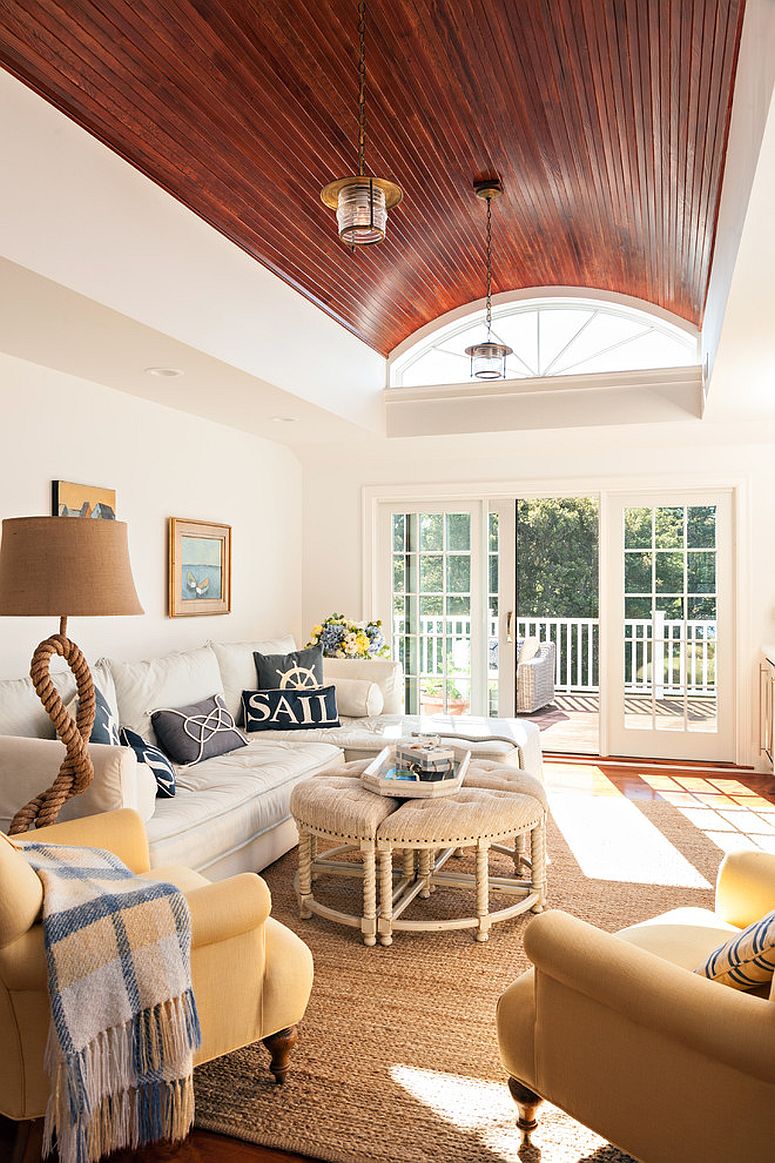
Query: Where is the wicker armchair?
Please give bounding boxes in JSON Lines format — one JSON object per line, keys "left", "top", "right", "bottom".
{"left": 517, "top": 641, "right": 556, "bottom": 714}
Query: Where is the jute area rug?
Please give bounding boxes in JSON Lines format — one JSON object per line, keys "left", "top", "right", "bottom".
{"left": 194, "top": 791, "right": 721, "bottom": 1163}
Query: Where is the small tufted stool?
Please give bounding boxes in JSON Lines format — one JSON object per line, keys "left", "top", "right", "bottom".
{"left": 291, "top": 760, "right": 547, "bottom": 946}
{"left": 289, "top": 774, "right": 399, "bottom": 945}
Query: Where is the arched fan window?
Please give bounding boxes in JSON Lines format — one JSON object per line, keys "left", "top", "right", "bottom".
{"left": 389, "top": 294, "right": 698, "bottom": 389}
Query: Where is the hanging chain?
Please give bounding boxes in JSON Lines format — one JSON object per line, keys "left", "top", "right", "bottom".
{"left": 485, "top": 194, "right": 493, "bottom": 336}
{"left": 357, "top": 0, "right": 367, "bottom": 176}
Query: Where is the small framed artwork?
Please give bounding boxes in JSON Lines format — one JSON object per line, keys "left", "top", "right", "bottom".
{"left": 52, "top": 480, "right": 116, "bottom": 520}
{"left": 168, "top": 518, "right": 232, "bottom": 618}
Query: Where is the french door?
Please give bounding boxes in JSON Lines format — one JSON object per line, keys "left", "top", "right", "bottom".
{"left": 605, "top": 491, "right": 734, "bottom": 761}
{"left": 376, "top": 503, "right": 488, "bottom": 716}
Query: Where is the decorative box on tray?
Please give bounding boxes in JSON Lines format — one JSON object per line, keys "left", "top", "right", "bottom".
{"left": 361, "top": 740, "right": 471, "bottom": 798}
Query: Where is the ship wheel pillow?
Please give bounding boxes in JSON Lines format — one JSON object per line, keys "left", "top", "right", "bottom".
{"left": 246, "top": 644, "right": 340, "bottom": 731}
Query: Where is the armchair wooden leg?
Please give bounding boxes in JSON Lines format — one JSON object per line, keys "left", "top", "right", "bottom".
{"left": 262, "top": 1025, "right": 299, "bottom": 1084}
{"left": 12, "top": 1118, "right": 44, "bottom": 1163}
{"left": 508, "top": 1077, "right": 543, "bottom": 1141}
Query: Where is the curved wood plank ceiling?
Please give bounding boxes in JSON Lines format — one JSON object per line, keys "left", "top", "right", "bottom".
{"left": 0, "top": 0, "right": 744, "bottom": 356}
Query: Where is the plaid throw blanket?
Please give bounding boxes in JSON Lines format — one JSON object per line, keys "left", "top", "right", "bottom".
{"left": 18, "top": 842, "right": 201, "bottom": 1163}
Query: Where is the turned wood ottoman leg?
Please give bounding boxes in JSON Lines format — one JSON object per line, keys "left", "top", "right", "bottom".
{"left": 402, "top": 847, "right": 415, "bottom": 881}
{"left": 531, "top": 818, "right": 547, "bottom": 912}
{"left": 263, "top": 1026, "right": 299, "bottom": 1084}
{"left": 508, "top": 1077, "right": 543, "bottom": 1141}
{"left": 298, "top": 829, "right": 313, "bottom": 919}
{"left": 361, "top": 840, "right": 377, "bottom": 946}
{"left": 378, "top": 844, "right": 393, "bottom": 946}
{"left": 418, "top": 847, "right": 433, "bottom": 898}
{"left": 475, "top": 840, "right": 491, "bottom": 942}
{"left": 514, "top": 830, "right": 528, "bottom": 873}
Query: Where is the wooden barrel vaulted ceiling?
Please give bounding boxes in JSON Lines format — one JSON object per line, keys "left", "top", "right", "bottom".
{"left": 0, "top": 1, "right": 744, "bottom": 356}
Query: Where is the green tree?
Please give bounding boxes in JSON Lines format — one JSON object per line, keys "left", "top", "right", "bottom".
{"left": 517, "top": 498, "right": 599, "bottom": 617}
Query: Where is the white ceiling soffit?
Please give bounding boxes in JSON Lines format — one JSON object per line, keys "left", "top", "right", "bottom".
{"left": 0, "top": 259, "right": 367, "bottom": 447}
{"left": 385, "top": 367, "right": 703, "bottom": 438}
{"left": 0, "top": 69, "right": 385, "bottom": 433}
{"left": 704, "top": 81, "right": 775, "bottom": 423}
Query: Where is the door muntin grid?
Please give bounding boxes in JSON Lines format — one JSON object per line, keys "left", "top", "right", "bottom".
{"left": 392, "top": 512, "right": 474, "bottom": 714}
{"left": 623, "top": 505, "right": 717, "bottom": 733}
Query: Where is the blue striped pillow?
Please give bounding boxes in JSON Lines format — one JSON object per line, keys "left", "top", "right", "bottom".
{"left": 695, "top": 909, "right": 775, "bottom": 990}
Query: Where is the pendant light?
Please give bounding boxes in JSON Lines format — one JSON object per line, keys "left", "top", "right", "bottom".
{"left": 465, "top": 179, "right": 512, "bottom": 379}
{"left": 320, "top": 0, "right": 402, "bottom": 246}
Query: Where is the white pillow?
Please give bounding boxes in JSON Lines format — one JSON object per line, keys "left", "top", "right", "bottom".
{"left": 102, "top": 646, "right": 224, "bottom": 745}
{"left": 323, "top": 657, "right": 404, "bottom": 715}
{"left": 334, "top": 677, "right": 384, "bottom": 718}
{"left": 518, "top": 637, "right": 541, "bottom": 664}
{"left": 209, "top": 635, "right": 296, "bottom": 722}
{"left": 0, "top": 670, "right": 77, "bottom": 739}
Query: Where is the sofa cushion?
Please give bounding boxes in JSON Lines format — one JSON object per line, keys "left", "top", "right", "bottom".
{"left": 0, "top": 670, "right": 77, "bottom": 738}
{"left": 332, "top": 676, "right": 384, "bottom": 718}
{"left": 242, "top": 686, "right": 340, "bottom": 732}
{"left": 254, "top": 644, "right": 324, "bottom": 691}
{"left": 209, "top": 636, "right": 295, "bottom": 722}
{"left": 617, "top": 907, "right": 740, "bottom": 972}
{"left": 104, "top": 646, "right": 224, "bottom": 746}
{"left": 120, "top": 728, "right": 177, "bottom": 799}
{"left": 144, "top": 739, "right": 343, "bottom": 873}
{"left": 66, "top": 686, "right": 121, "bottom": 746}
{"left": 152, "top": 695, "right": 247, "bottom": 765}
{"left": 322, "top": 657, "right": 404, "bottom": 715}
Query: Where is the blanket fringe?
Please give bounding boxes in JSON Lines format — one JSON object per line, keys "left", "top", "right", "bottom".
{"left": 44, "top": 991, "right": 200, "bottom": 1163}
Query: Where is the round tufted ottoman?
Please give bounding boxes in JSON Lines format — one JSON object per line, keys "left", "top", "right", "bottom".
{"left": 289, "top": 774, "right": 399, "bottom": 945}
{"left": 290, "top": 759, "right": 547, "bottom": 946}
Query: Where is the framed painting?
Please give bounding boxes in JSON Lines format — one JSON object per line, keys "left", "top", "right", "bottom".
{"left": 168, "top": 518, "right": 231, "bottom": 618}
{"left": 52, "top": 480, "right": 116, "bottom": 520}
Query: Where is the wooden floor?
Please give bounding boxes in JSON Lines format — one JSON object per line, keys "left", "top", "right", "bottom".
{"left": 523, "top": 693, "right": 718, "bottom": 754}
{"left": 3, "top": 759, "right": 774, "bottom": 1163}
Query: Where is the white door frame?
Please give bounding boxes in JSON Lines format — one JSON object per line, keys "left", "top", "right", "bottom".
{"left": 363, "top": 474, "right": 750, "bottom": 765}
{"left": 605, "top": 488, "right": 735, "bottom": 762}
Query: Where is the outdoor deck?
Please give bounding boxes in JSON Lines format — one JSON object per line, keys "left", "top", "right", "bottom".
{"left": 523, "top": 693, "right": 717, "bottom": 755}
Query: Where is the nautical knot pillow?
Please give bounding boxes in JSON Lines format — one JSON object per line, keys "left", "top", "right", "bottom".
{"left": 254, "top": 644, "right": 324, "bottom": 691}
{"left": 694, "top": 908, "right": 775, "bottom": 990}
{"left": 66, "top": 686, "right": 121, "bottom": 746}
{"left": 151, "top": 694, "right": 247, "bottom": 766}
{"left": 120, "top": 727, "right": 177, "bottom": 798}
{"left": 242, "top": 685, "right": 340, "bottom": 732}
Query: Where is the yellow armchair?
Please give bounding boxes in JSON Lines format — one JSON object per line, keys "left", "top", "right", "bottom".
{"left": 497, "top": 849, "right": 775, "bottom": 1163}
{"left": 0, "top": 809, "right": 313, "bottom": 1141}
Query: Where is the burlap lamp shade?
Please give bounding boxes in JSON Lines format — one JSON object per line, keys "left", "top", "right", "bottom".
{"left": 0, "top": 517, "right": 143, "bottom": 832}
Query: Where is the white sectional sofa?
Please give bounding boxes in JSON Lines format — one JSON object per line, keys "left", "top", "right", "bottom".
{"left": 0, "top": 636, "right": 542, "bottom": 880}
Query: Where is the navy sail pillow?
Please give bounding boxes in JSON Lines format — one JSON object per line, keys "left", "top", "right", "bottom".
{"left": 67, "top": 686, "right": 120, "bottom": 746}
{"left": 253, "top": 644, "right": 324, "bottom": 691}
{"left": 242, "top": 685, "right": 340, "bottom": 732}
{"left": 120, "top": 727, "right": 176, "bottom": 798}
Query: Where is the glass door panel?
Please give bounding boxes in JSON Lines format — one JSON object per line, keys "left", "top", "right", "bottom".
{"left": 607, "top": 492, "right": 733, "bottom": 761}
{"left": 386, "top": 505, "right": 485, "bottom": 715}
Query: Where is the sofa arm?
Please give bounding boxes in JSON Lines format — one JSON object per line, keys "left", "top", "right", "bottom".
{"left": 524, "top": 910, "right": 775, "bottom": 1084}
{"left": 186, "top": 873, "right": 273, "bottom": 947}
{"left": 0, "top": 736, "right": 156, "bottom": 832}
{"left": 29, "top": 808, "right": 151, "bottom": 873}
{"left": 715, "top": 849, "right": 775, "bottom": 929}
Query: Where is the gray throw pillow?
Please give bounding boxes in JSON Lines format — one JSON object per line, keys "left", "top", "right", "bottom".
{"left": 151, "top": 694, "right": 247, "bottom": 766}
{"left": 254, "top": 644, "right": 324, "bottom": 690}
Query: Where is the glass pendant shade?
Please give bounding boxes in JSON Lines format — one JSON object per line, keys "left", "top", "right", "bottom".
{"left": 465, "top": 340, "right": 513, "bottom": 380}
{"left": 337, "top": 180, "right": 387, "bottom": 245}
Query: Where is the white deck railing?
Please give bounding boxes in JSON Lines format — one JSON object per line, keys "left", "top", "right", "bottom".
{"left": 393, "top": 614, "right": 716, "bottom": 696}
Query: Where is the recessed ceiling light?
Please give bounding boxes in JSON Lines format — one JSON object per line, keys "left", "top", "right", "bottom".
{"left": 144, "top": 366, "right": 184, "bottom": 378}
{"left": 271, "top": 416, "right": 297, "bottom": 423}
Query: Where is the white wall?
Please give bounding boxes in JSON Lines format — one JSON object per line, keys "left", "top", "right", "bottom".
{"left": 299, "top": 418, "right": 775, "bottom": 766}
{"left": 0, "top": 353, "right": 302, "bottom": 677}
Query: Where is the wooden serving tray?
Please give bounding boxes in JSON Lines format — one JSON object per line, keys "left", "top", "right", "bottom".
{"left": 361, "top": 745, "right": 471, "bottom": 798}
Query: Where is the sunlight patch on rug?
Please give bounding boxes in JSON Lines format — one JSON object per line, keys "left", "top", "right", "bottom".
{"left": 549, "top": 781, "right": 711, "bottom": 888}
{"left": 390, "top": 1065, "right": 633, "bottom": 1162}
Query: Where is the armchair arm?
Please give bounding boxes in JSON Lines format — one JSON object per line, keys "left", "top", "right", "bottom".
{"left": 30, "top": 809, "right": 151, "bottom": 873}
{"left": 186, "top": 873, "right": 272, "bottom": 947}
{"left": 524, "top": 910, "right": 775, "bottom": 1084}
{"left": 715, "top": 848, "right": 775, "bottom": 929}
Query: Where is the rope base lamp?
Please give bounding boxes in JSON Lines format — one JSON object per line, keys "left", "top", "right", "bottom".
{"left": 0, "top": 517, "right": 143, "bottom": 833}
